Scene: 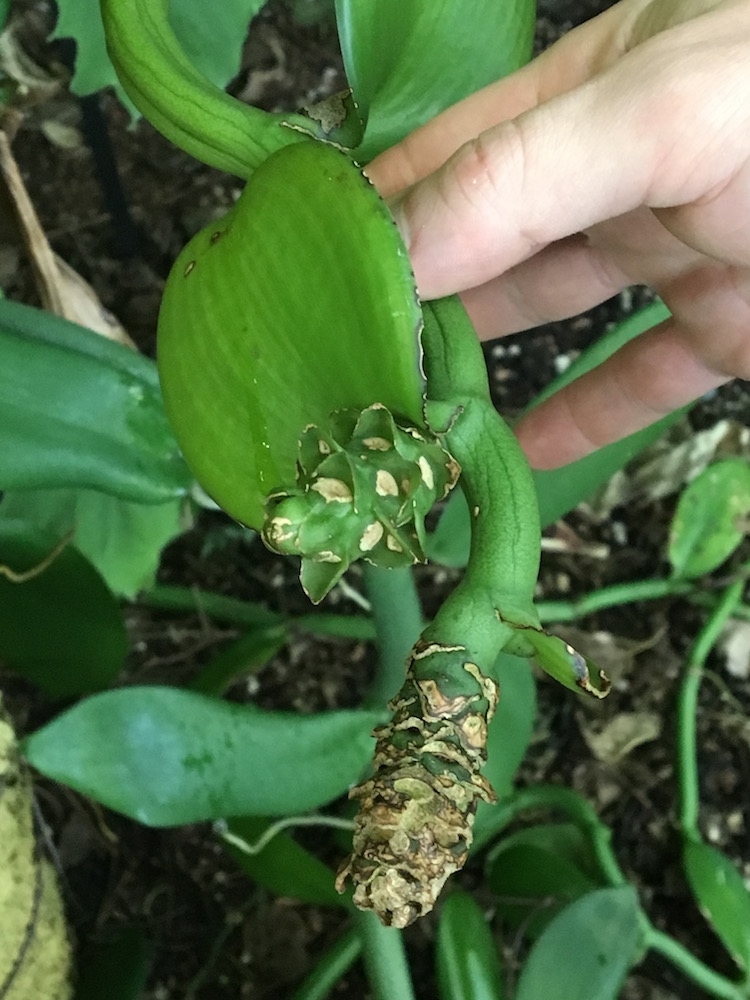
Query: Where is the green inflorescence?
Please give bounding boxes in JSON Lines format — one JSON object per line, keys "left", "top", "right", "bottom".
{"left": 261, "top": 403, "right": 459, "bottom": 603}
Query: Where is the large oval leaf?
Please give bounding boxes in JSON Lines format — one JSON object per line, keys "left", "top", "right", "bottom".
{"left": 683, "top": 837, "right": 750, "bottom": 971}
{"left": 0, "top": 298, "right": 190, "bottom": 502}
{"left": 0, "top": 520, "right": 127, "bottom": 698}
{"left": 0, "top": 488, "right": 188, "bottom": 599}
{"left": 514, "top": 887, "right": 643, "bottom": 1000}
{"left": 23, "top": 687, "right": 382, "bottom": 825}
{"left": 669, "top": 459, "right": 750, "bottom": 579}
{"left": 336, "top": 0, "right": 535, "bottom": 162}
{"left": 158, "top": 140, "right": 423, "bottom": 527}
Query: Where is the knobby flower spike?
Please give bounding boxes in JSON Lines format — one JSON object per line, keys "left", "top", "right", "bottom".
{"left": 101, "top": 0, "right": 609, "bottom": 928}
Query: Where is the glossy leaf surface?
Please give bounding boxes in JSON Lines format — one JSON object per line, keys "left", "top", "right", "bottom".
{"left": 158, "top": 140, "right": 423, "bottom": 527}
{"left": 222, "top": 816, "right": 346, "bottom": 908}
{"left": 669, "top": 459, "right": 750, "bottom": 579}
{"left": 514, "top": 887, "right": 642, "bottom": 1000}
{"left": 0, "top": 298, "right": 190, "bottom": 502}
{"left": 336, "top": 0, "right": 535, "bottom": 161}
{"left": 23, "top": 687, "right": 382, "bottom": 825}
{"left": 0, "top": 489, "right": 188, "bottom": 599}
{"left": 436, "top": 890, "right": 506, "bottom": 1000}
{"left": 683, "top": 837, "right": 750, "bottom": 971}
{"left": 0, "top": 520, "right": 127, "bottom": 698}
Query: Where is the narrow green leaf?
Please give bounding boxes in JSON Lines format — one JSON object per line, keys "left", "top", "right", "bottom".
{"left": 514, "top": 887, "right": 643, "bottom": 1000}
{"left": 289, "top": 928, "right": 361, "bottom": 1000}
{"left": 222, "top": 815, "right": 346, "bottom": 908}
{"left": 523, "top": 629, "right": 611, "bottom": 699}
{"left": 669, "top": 459, "right": 750, "bottom": 579}
{"left": 0, "top": 489, "right": 189, "bottom": 599}
{"left": 75, "top": 927, "right": 150, "bottom": 1000}
{"left": 530, "top": 301, "right": 687, "bottom": 528}
{"left": 23, "top": 687, "right": 383, "bottom": 825}
{"left": 436, "top": 890, "right": 506, "bottom": 1000}
{"left": 473, "top": 654, "right": 535, "bottom": 850}
{"left": 189, "top": 627, "right": 288, "bottom": 696}
{"left": 337, "top": 0, "right": 535, "bottom": 161}
{"left": 683, "top": 837, "right": 750, "bottom": 971}
{"left": 158, "top": 140, "right": 423, "bottom": 527}
{"left": 0, "top": 299, "right": 190, "bottom": 502}
{"left": 0, "top": 520, "right": 127, "bottom": 698}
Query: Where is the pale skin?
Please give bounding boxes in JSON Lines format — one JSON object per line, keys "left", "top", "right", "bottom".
{"left": 366, "top": 0, "right": 750, "bottom": 469}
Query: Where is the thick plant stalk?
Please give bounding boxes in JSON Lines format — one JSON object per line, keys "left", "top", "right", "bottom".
{"left": 335, "top": 298, "right": 542, "bottom": 926}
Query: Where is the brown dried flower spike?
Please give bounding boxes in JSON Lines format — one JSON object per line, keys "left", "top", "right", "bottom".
{"left": 335, "top": 640, "right": 499, "bottom": 928}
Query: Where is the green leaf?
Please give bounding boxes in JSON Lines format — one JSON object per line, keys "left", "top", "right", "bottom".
{"left": 531, "top": 301, "right": 688, "bottom": 528}
{"left": 75, "top": 927, "right": 150, "bottom": 1000}
{"left": 514, "top": 887, "right": 643, "bottom": 1000}
{"left": 683, "top": 837, "right": 750, "bottom": 971}
{"left": 669, "top": 459, "right": 750, "bottom": 580}
{"left": 158, "top": 140, "right": 423, "bottom": 527}
{"left": 0, "top": 298, "right": 190, "bottom": 502}
{"left": 473, "top": 654, "right": 535, "bottom": 850}
{"left": 336, "top": 0, "right": 535, "bottom": 162}
{"left": 486, "top": 826, "right": 599, "bottom": 936}
{"left": 523, "top": 629, "right": 611, "bottom": 699}
{"left": 23, "top": 687, "right": 383, "bottom": 825}
{"left": 56, "top": 0, "right": 266, "bottom": 111}
{"left": 436, "top": 890, "right": 506, "bottom": 1000}
{"left": 0, "top": 489, "right": 189, "bottom": 599}
{"left": 221, "top": 815, "right": 346, "bottom": 908}
{"left": 189, "top": 626, "right": 288, "bottom": 696}
{"left": 0, "top": 520, "right": 127, "bottom": 697}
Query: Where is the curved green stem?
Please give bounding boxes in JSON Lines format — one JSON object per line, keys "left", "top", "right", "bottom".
{"left": 678, "top": 577, "right": 746, "bottom": 838}
{"left": 537, "top": 577, "right": 696, "bottom": 623}
{"left": 100, "top": 0, "right": 312, "bottom": 177}
{"left": 643, "top": 925, "right": 746, "bottom": 1000}
{"left": 487, "top": 784, "right": 627, "bottom": 888}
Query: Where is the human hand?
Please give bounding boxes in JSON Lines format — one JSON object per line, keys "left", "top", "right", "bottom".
{"left": 366, "top": 0, "right": 750, "bottom": 469}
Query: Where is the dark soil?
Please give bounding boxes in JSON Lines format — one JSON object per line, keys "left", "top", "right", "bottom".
{"left": 4, "top": 1, "right": 750, "bottom": 999}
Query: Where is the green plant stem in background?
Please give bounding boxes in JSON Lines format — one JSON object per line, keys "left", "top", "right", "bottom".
{"left": 361, "top": 564, "right": 422, "bottom": 709}
{"left": 355, "top": 911, "right": 416, "bottom": 1000}
{"left": 488, "top": 783, "right": 749, "bottom": 999}
{"left": 290, "top": 927, "right": 362, "bottom": 1000}
{"left": 677, "top": 575, "right": 747, "bottom": 839}
{"left": 490, "top": 785, "right": 627, "bottom": 889}
{"left": 643, "top": 927, "right": 746, "bottom": 1000}
{"left": 536, "top": 577, "right": 696, "bottom": 623}
{"left": 138, "top": 583, "right": 375, "bottom": 639}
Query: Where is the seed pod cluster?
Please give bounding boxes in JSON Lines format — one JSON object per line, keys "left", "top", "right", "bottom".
{"left": 262, "top": 404, "right": 459, "bottom": 602}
